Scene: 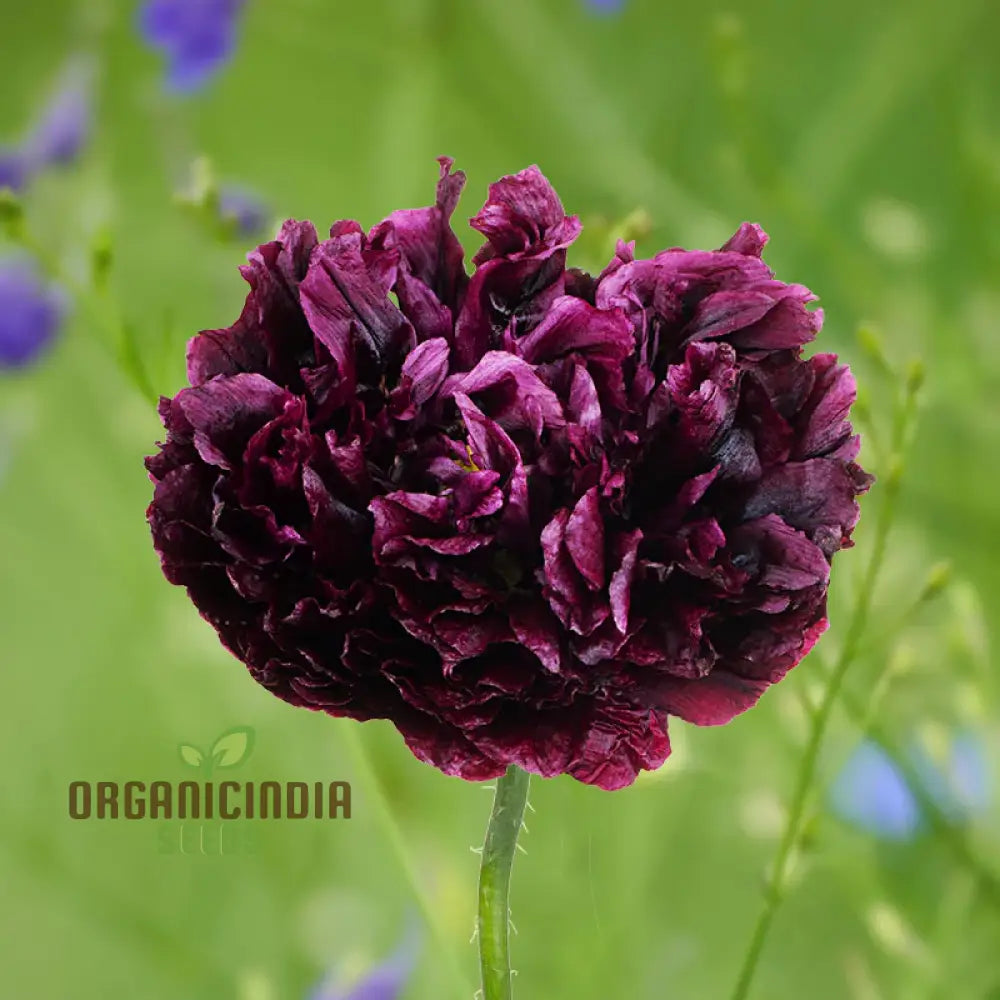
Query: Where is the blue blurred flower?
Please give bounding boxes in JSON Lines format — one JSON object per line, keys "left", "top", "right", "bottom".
{"left": 218, "top": 185, "right": 269, "bottom": 238}
{"left": 139, "top": 0, "right": 246, "bottom": 93}
{"left": 831, "top": 733, "right": 991, "bottom": 841}
{"left": 0, "top": 258, "right": 66, "bottom": 370}
{"left": 0, "top": 58, "right": 92, "bottom": 190}
{"left": 0, "top": 149, "right": 29, "bottom": 192}
{"left": 586, "top": 0, "right": 627, "bottom": 14}
{"left": 310, "top": 925, "right": 419, "bottom": 1000}
{"left": 23, "top": 59, "right": 93, "bottom": 169}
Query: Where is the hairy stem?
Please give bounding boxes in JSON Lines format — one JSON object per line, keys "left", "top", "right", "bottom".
{"left": 478, "top": 765, "right": 530, "bottom": 1000}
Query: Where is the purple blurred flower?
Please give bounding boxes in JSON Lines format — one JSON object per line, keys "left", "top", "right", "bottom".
{"left": 586, "top": 0, "right": 627, "bottom": 13}
{"left": 219, "top": 185, "right": 269, "bottom": 238}
{"left": 831, "top": 733, "right": 990, "bottom": 841}
{"left": 22, "top": 59, "right": 93, "bottom": 169}
{"left": 0, "top": 58, "right": 92, "bottom": 190}
{"left": 0, "top": 258, "right": 66, "bottom": 369}
{"left": 0, "top": 149, "right": 29, "bottom": 192}
{"left": 311, "top": 927, "right": 418, "bottom": 1000}
{"left": 139, "top": 0, "right": 246, "bottom": 93}
{"left": 147, "top": 160, "right": 870, "bottom": 790}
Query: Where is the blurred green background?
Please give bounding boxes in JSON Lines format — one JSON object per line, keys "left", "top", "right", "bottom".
{"left": 2, "top": 0, "right": 998, "bottom": 997}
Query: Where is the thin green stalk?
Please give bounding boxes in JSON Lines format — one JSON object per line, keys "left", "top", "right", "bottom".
{"left": 339, "top": 725, "right": 471, "bottom": 1000}
{"left": 477, "top": 765, "right": 530, "bottom": 1000}
{"left": 730, "top": 386, "right": 916, "bottom": 999}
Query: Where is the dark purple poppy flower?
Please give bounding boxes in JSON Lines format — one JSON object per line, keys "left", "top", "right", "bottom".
{"left": 218, "top": 184, "right": 268, "bottom": 238}
{"left": 147, "top": 159, "right": 871, "bottom": 790}
{"left": 139, "top": 0, "right": 246, "bottom": 93}
{"left": 0, "top": 258, "right": 65, "bottom": 369}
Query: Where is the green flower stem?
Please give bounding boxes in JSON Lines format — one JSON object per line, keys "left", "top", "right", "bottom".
{"left": 478, "top": 765, "right": 531, "bottom": 1000}
{"left": 729, "top": 378, "right": 918, "bottom": 1000}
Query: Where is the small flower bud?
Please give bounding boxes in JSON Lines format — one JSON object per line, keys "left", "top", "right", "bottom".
{"left": 617, "top": 207, "right": 653, "bottom": 245}
{"left": 885, "top": 455, "right": 904, "bottom": 492}
{"left": 90, "top": 227, "right": 114, "bottom": 292}
{"left": 917, "top": 561, "right": 951, "bottom": 604}
{"left": 856, "top": 324, "right": 893, "bottom": 377}
{"left": 904, "top": 357, "right": 926, "bottom": 396}
{"left": 0, "top": 187, "right": 25, "bottom": 240}
{"left": 866, "top": 902, "right": 932, "bottom": 966}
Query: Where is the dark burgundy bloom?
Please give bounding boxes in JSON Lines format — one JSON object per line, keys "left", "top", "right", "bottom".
{"left": 147, "top": 160, "right": 871, "bottom": 789}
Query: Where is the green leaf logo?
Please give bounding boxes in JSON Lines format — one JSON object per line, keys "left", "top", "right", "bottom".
{"left": 179, "top": 744, "right": 206, "bottom": 769}
{"left": 211, "top": 727, "right": 255, "bottom": 769}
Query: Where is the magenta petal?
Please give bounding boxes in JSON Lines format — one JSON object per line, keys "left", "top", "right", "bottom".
{"left": 378, "top": 157, "right": 466, "bottom": 295}
{"left": 400, "top": 337, "right": 451, "bottom": 404}
{"left": 685, "top": 288, "right": 781, "bottom": 341}
{"left": 567, "top": 363, "right": 603, "bottom": 437}
{"left": 657, "top": 672, "right": 771, "bottom": 726}
{"left": 509, "top": 599, "right": 563, "bottom": 672}
{"left": 300, "top": 228, "right": 414, "bottom": 372}
{"left": 445, "top": 351, "right": 564, "bottom": 436}
{"left": 175, "top": 373, "right": 288, "bottom": 468}
{"left": 567, "top": 702, "right": 670, "bottom": 790}
{"left": 609, "top": 529, "right": 642, "bottom": 633}
{"left": 728, "top": 294, "right": 822, "bottom": 351}
{"left": 187, "top": 220, "right": 318, "bottom": 386}
{"left": 518, "top": 295, "right": 633, "bottom": 366}
{"left": 720, "top": 222, "right": 768, "bottom": 256}
{"left": 743, "top": 458, "right": 871, "bottom": 542}
{"left": 565, "top": 488, "right": 605, "bottom": 589}
{"left": 794, "top": 353, "right": 857, "bottom": 458}
{"left": 471, "top": 165, "right": 581, "bottom": 262}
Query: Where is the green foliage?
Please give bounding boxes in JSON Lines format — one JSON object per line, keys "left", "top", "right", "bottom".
{"left": 2, "top": 1, "right": 998, "bottom": 998}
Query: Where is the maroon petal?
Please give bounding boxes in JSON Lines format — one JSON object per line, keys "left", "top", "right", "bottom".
{"left": 565, "top": 487, "right": 605, "bottom": 590}
{"left": 391, "top": 337, "right": 451, "bottom": 417}
{"left": 793, "top": 353, "right": 858, "bottom": 459}
{"left": 656, "top": 671, "right": 772, "bottom": 726}
{"left": 300, "top": 228, "right": 415, "bottom": 373}
{"left": 471, "top": 165, "right": 581, "bottom": 262}
{"left": 517, "top": 295, "right": 633, "bottom": 367}
{"left": 720, "top": 222, "right": 768, "bottom": 256}
{"left": 187, "top": 220, "right": 318, "bottom": 386}
{"left": 743, "top": 458, "right": 872, "bottom": 541}
{"left": 175, "top": 373, "right": 289, "bottom": 469}
{"left": 373, "top": 156, "right": 467, "bottom": 308}
{"left": 445, "top": 351, "right": 564, "bottom": 437}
